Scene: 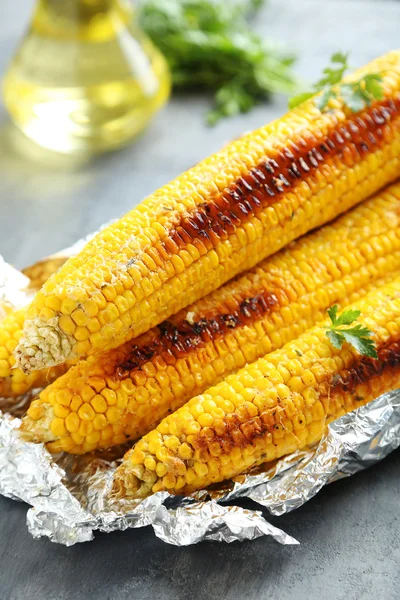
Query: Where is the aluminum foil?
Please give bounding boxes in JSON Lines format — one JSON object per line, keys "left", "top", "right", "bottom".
{"left": 0, "top": 250, "right": 400, "bottom": 547}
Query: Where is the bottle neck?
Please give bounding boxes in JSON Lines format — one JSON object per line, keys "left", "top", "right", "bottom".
{"left": 32, "top": 0, "right": 133, "bottom": 39}
{"left": 38, "top": 0, "right": 129, "bottom": 18}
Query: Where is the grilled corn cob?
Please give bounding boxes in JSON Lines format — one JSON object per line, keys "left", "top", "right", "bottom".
{"left": 112, "top": 277, "right": 400, "bottom": 498}
{"left": 16, "top": 51, "right": 400, "bottom": 373}
{"left": 21, "top": 183, "right": 400, "bottom": 454}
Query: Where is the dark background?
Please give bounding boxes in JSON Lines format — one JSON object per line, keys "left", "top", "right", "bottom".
{"left": 1, "top": 1, "right": 400, "bottom": 599}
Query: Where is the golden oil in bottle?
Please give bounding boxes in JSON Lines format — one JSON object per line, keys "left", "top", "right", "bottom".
{"left": 2, "top": 0, "right": 170, "bottom": 154}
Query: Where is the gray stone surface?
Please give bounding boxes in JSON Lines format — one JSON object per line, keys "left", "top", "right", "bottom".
{"left": 0, "top": 0, "right": 400, "bottom": 598}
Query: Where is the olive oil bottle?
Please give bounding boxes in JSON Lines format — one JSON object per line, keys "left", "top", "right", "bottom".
{"left": 3, "top": 0, "right": 170, "bottom": 154}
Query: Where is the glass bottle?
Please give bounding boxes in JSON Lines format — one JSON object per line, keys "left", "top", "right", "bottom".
{"left": 2, "top": 0, "right": 170, "bottom": 154}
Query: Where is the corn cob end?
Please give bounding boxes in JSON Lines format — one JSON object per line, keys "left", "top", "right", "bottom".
{"left": 112, "top": 462, "right": 155, "bottom": 499}
{"left": 19, "top": 402, "right": 55, "bottom": 443}
{"left": 15, "top": 317, "right": 73, "bottom": 373}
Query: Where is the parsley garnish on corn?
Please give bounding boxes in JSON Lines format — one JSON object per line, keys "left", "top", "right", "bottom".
{"left": 326, "top": 305, "right": 378, "bottom": 358}
{"left": 289, "top": 52, "right": 384, "bottom": 112}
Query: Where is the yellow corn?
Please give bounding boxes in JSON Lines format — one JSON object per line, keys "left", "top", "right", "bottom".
{"left": 16, "top": 51, "right": 400, "bottom": 373}
{"left": 0, "top": 308, "right": 69, "bottom": 397}
{"left": 0, "top": 257, "right": 69, "bottom": 398}
{"left": 21, "top": 183, "right": 400, "bottom": 454}
{"left": 111, "top": 276, "right": 400, "bottom": 499}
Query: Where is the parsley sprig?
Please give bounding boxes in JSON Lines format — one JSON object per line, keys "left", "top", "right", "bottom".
{"left": 139, "top": 0, "right": 298, "bottom": 124}
{"left": 326, "top": 305, "right": 378, "bottom": 359}
{"left": 289, "top": 52, "right": 384, "bottom": 113}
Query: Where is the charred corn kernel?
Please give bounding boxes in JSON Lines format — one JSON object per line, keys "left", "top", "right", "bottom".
{"left": 20, "top": 181, "right": 400, "bottom": 453}
{"left": 16, "top": 52, "right": 400, "bottom": 373}
{"left": 112, "top": 277, "right": 400, "bottom": 498}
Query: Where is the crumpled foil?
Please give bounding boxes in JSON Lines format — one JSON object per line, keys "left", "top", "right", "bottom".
{"left": 0, "top": 250, "right": 400, "bottom": 547}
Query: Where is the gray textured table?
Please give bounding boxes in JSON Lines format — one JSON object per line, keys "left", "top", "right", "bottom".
{"left": 1, "top": 1, "right": 400, "bottom": 599}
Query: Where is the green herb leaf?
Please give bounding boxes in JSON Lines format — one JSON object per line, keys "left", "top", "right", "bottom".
{"left": 315, "top": 87, "right": 337, "bottom": 112}
{"left": 139, "top": 0, "right": 299, "bottom": 124}
{"left": 329, "top": 306, "right": 361, "bottom": 327}
{"left": 340, "top": 329, "right": 378, "bottom": 359}
{"left": 289, "top": 52, "right": 384, "bottom": 114}
{"left": 327, "top": 304, "right": 339, "bottom": 325}
{"left": 326, "top": 307, "right": 378, "bottom": 358}
{"left": 326, "top": 329, "right": 344, "bottom": 350}
{"left": 331, "top": 51, "right": 348, "bottom": 64}
{"left": 364, "top": 74, "right": 385, "bottom": 101}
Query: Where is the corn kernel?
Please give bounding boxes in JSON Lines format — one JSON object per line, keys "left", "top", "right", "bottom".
{"left": 165, "top": 436, "right": 180, "bottom": 451}
{"left": 78, "top": 404, "right": 95, "bottom": 421}
{"left": 106, "top": 407, "right": 122, "bottom": 424}
{"left": 197, "top": 413, "right": 214, "bottom": 428}
{"left": 50, "top": 418, "right": 67, "bottom": 437}
{"left": 59, "top": 315, "right": 76, "bottom": 335}
{"left": 82, "top": 299, "right": 99, "bottom": 317}
{"left": 56, "top": 389, "right": 72, "bottom": 407}
{"left": 194, "top": 462, "right": 208, "bottom": 477}
{"left": 91, "top": 395, "right": 108, "bottom": 413}
{"left": 70, "top": 396, "right": 83, "bottom": 413}
{"left": 152, "top": 462, "right": 167, "bottom": 478}
{"left": 75, "top": 326, "right": 90, "bottom": 341}
{"left": 71, "top": 308, "right": 89, "bottom": 327}
{"left": 0, "top": 360, "right": 10, "bottom": 377}
{"left": 162, "top": 473, "right": 177, "bottom": 489}
{"left": 53, "top": 404, "right": 70, "bottom": 419}
{"left": 93, "top": 414, "right": 107, "bottom": 430}
{"left": 144, "top": 456, "right": 157, "bottom": 471}
{"left": 60, "top": 298, "right": 77, "bottom": 316}
{"left": 65, "top": 412, "right": 80, "bottom": 433}
{"left": 27, "top": 402, "right": 44, "bottom": 421}
{"left": 101, "top": 388, "right": 117, "bottom": 406}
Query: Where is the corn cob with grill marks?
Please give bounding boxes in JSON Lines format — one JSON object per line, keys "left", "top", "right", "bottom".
{"left": 21, "top": 183, "right": 400, "bottom": 454}
{"left": 15, "top": 51, "right": 400, "bottom": 373}
{"left": 111, "top": 277, "right": 400, "bottom": 499}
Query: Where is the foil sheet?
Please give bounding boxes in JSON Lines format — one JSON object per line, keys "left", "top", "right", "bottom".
{"left": 0, "top": 250, "right": 400, "bottom": 547}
